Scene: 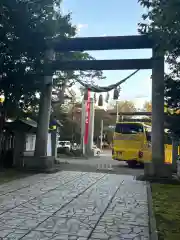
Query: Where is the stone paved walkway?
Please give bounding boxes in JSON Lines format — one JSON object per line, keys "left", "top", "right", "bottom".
{"left": 0, "top": 171, "right": 149, "bottom": 239}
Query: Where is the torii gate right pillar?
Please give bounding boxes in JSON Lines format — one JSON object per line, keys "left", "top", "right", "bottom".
{"left": 146, "top": 48, "right": 171, "bottom": 177}
{"left": 151, "top": 48, "right": 164, "bottom": 174}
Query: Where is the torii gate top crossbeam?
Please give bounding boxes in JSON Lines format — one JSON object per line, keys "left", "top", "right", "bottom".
{"left": 53, "top": 35, "right": 153, "bottom": 52}
{"left": 51, "top": 35, "right": 153, "bottom": 71}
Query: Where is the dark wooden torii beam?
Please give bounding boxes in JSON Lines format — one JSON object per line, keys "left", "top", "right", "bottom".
{"left": 53, "top": 59, "right": 152, "bottom": 71}
{"left": 53, "top": 35, "right": 153, "bottom": 51}
{"left": 52, "top": 35, "right": 153, "bottom": 71}
{"left": 109, "top": 112, "right": 166, "bottom": 116}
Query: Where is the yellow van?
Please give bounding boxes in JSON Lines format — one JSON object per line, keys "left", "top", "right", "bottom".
{"left": 112, "top": 122, "right": 176, "bottom": 167}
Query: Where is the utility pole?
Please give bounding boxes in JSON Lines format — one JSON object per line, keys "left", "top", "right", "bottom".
{"left": 116, "top": 100, "right": 124, "bottom": 122}
{"left": 71, "top": 100, "right": 75, "bottom": 144}
{"left": 34, "top": 49, "right": 55, "bottom": 158}
{"left": 100, "top": 119, "right": 103, "bottom": 151}
{"left": 116, "top": 101, "right": 119, "bottom": 122}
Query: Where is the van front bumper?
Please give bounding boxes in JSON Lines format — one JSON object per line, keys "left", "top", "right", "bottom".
{"left": 112, "top": 149, "right": 139, "bottom": 162}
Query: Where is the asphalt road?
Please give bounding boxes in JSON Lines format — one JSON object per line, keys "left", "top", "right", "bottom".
{"left": 57, "top": 150, "right": 144, "bottom": 177}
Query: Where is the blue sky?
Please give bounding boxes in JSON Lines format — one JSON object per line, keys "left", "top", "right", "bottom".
{"left": 62, "top": 0, "right": 152, "bottom": 107}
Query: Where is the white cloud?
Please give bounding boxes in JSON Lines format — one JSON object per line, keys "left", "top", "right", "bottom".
{"left": 135, "top": 94, "right": 149, "bottom": 99}
{"left": 76, "top": 23, "right": 88, "bottom": 33}
{"left": 133, "top": 98, "right": 150, "bottom": 109}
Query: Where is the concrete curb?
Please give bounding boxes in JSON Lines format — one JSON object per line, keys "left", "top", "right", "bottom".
{"left": 57, "top": 155, "right": 100, "bottom": 160}
{"left": 147, "top": 182, "right": 159, "bottom": 240}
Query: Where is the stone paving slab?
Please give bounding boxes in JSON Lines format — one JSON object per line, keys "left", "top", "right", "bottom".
{"left": 89, "top": 180, "right": 149, "bottom": 240}
{"left": 0, "top": 174, "right": 44, "bottom": 196}
{"left": 0, "top": 171, "right": 83, "bottom": 196}
{"left": 0, "top": 172, "right": 66, "bottom": 196}
{"left": 0, "top": 172, "right": 104, "bottom": 237}
{"left": 0, "top": 171, "right": 85, "bottom": 214}
{"left": 0, "top": 171, "right": 150, "bottom": 239}
{"left": 34, "top": 175, "right": 121, "bottom": 238}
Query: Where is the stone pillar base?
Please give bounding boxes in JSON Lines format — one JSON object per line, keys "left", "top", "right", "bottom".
{"left": 84, "top": 145, "right": 94, "bottom": 158}
{"left": 86, "top": 150, "right": 94, "bottom": 157}
{"left": 144, "top": 162, "right": 172, "bottom": 178}
{"left": 17, "top": 156, "right": 55, "bottom": 172}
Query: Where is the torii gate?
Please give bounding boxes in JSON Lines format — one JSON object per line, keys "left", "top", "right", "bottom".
{"left": 35, "top": 35, "right": 165, "bottom": 176}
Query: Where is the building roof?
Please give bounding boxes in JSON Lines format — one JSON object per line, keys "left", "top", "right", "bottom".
{"left": 20, "top": 118, "right": 37, "bottom": 128}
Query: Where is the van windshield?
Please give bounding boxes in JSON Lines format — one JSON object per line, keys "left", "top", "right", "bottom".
{"left": 115, "top": 123, "right": 144, "bottom": 134}
{"left": 145, "top": 132, "right": 172, "bottom": 144}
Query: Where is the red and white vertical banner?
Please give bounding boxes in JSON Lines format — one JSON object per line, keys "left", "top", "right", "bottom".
{"left": 84, "top": 89, "right": 90, "bottom": 145}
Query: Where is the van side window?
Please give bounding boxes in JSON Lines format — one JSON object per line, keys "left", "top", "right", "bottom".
{"left": 115, "top": 123, "right": 143, "bottom": 134}
{"left": 146, "top": 131, "right": 151, "bottom": 142}
{"left": 164, "top": 134, "right": 171, "bottom": 145}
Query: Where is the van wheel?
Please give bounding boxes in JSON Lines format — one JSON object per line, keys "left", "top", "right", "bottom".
{"left": 128, "top": 160, "right": 137, "bottom": 168}
{"left": 97, "top": 151, "right": 100, "bottom": 156}
{"left": 139, "top": 162, "right": 144, "bottom": 168}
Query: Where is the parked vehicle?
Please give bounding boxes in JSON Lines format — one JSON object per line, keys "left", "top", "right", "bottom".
{"left": 92, "top": 145, "right": 101, "bottom": 156}
{"left": 57, "top": 141, "right": 71, "bottom": 152}
{"left": 71, "top": 143, "right": 79, "bottom": 150}
{"left": 112, "top": 121, "right": 175, "bottom": 168}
